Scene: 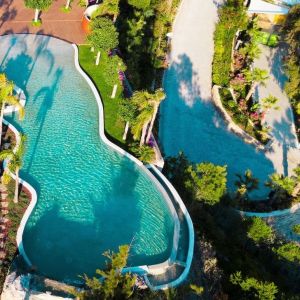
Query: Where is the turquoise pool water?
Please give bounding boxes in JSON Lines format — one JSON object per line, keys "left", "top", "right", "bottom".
{"left": 0, "top": 34, "right": 175, "bottom": 282}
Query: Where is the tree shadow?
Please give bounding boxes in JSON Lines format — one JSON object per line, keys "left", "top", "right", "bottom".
{"left": 0, "top": 0, "right": 17, "bottom": 29}
{"left": 265, "top": 44, "right": 289, "bottom": 92}
{"left": 25, "top": 67, "right": 63, "bottom": 173}
{"left": 159, "top": 53, "right": 275, "bottom": 199}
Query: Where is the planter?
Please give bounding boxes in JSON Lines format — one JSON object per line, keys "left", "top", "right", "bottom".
{"left": 81, "top": 4, "right": 100, "bottom": 34}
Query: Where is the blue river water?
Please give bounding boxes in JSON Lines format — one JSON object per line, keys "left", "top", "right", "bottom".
{"left": 0, "top": 34, "right": 174, "bottom": 282}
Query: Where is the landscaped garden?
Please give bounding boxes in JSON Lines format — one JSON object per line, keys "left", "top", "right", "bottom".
{"left": 212, "top": 0, "right": 281, "bottom": 145}
{"left": 282, "top": 4, "right": 300, "bottom": 142}
{"left": 0, "top": 0, "right": 300, "bottom": 299}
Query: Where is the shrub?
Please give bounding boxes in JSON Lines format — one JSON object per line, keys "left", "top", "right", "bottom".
{"left": 273, "top": 242, "right": 300, "bottom": 263}
{"left": 292, "top": 224, "right": 300, "bottom": 235}
{"left": 246, "top": 217, "right": 274, "bottom": 244}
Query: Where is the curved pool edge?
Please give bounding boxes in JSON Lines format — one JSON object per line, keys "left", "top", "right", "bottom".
{"left": 3, "top": 118, "right": 37, "bottom": 267}
{"left": 1, "top": 35, "right": 193, "bottom": 290}
{"left": 145, "top": 165, "right": 195, "bottom": 290}
{"left": 238, "top": 202, "right": 300, "bottom": 218}
{"left": 72, "top": 43, "right": 181, "bottom": 275}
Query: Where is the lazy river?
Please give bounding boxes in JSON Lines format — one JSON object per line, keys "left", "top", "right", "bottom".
{"left": 0, "top": 34, "right": 175, "bottom": 282}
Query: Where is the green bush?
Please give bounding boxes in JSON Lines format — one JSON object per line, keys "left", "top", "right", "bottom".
{"left": 292, "top": 224, "right": 300, "bottom": 235}
{"left": 273, "top": 242, "right": 300, "bottom": 263}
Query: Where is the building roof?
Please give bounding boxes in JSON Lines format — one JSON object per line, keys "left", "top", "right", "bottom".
{"left": 248, "top": 0, "right": 289, "bottom": 14}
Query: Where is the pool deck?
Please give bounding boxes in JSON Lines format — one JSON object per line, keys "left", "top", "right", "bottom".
{"left": 0, "top": 0, "right": 86, "bottom": 44}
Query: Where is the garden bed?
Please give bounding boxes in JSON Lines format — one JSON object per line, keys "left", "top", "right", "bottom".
{"left": 219, "top": 88, "right": 269, "bottom": 144}
{"left": 0, "top": 181, "right": 30, "bottom": 293}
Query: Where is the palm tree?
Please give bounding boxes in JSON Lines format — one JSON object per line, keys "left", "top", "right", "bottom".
{"left": 261, "top": 95, "right": 279, "bottom": 111}
{"left": 131, "top": 104, "right": 153, "bottom": 147}
{"left": 243, "top": 68, "right": 269, "bottom": 102}
{"left": 96, "top": 0, "right": 120, "bottom": 23}
{"left": 235, "top": 169, "right": 259, "bottom": 199}
{"left": 145, "top": 89, "right": 165, "bottom": 144}
{"left": 24, "top": 0, "right": 53, "bottom": 23}
{"left": 0, "top": 74, "right": 25, "bottom": 148}
{"left": 130, "top": 143, "right": 155, "bottom": 164}
{"left": 119, "top": 99, "right": 138, "bottom": 141}
{"left": 0, "top": 135, "right": 26, "bottom": 203}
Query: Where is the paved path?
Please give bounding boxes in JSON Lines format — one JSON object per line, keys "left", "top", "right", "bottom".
{"left": 159, "top": 0, "right": 276, "bottom": 199}
{"left": 254, "top": 45, "right": 300, "bottom": 176}
{"left": 0, "top": 0, "right": 86, "bottom": 44}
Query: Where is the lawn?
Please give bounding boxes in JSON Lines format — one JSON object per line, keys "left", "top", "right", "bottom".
{"left": 78, "top": 45, "right": 126, "bottom": 147}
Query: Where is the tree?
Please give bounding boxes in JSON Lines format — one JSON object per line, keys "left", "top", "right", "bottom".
{"left": 185, "top": 162, "right": 227, "bottom": 205}
{"left": 0, "top": 74, "right": 25, "bottom": 148}
{"left": 273, "top": 242, "right": 300, "bottom": 263}
{"left": 130, "top": 143, "right": 155, "bottom": 164}
{"left": 243, "top": 68, "right": 269, "bottom": 102}
{"left": 246, "top": 217, "right": 274, "bottom": 244}
{"left": 128, "top": 0, "right": 151, "bottom": 10}
{"left": 261, "top": 95, "right": 279, "bottom": 111}
{"left": 103, "top": 55, "right": 126, "bottom": 98}
{"left": 267, "top": 173, "right": 296, "bottom": 196}
{"left": 291, "top": 166, "right": 300, "bottom": 197}
{"left": 24, "top": 0, "right": 53, "bottom": 23}
{"left": 87, "top": 17, "right": 119, "bottom": 65}
{"left": 282, "top": 5, "right": 300, "bottom": 113}
{"left": 131, "top": 103, "right": 153, "bottom": 147}
{"left": 119, "top": 99, "right": 138, "bottom": 141}
{"left": 230, "top": 271, "right": 278, "bottom": 300}
{"left": 235, "top": 169, "right": 259, "bottom": 199}
{"left": 0, "top": 134, "right": 26, "bottom": 203}
{"left": 130, "top": 89, "right": 165, "bottom": 146}
{"left": 239, "top": 42, "right": 262, "bottom": 61}
{"left": 73, "top": 245, "right": 136, "bottom": 300}
{"left": 95, "top": 0, "right": 120, "bottom": 22}
{"left": 145, "top": 89, "right": 165, "bottom": 144}
{"left": 64, "top": 0, "right": 72, "bottom": 10}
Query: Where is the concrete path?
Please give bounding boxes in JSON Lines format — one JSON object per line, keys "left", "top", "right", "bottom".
{"left": 0, "top": 0, "right": 86, "bottom": 44}
{"left": 254, "top": 45, "right": 300, "bottom": 176}
{"left": 159, "top": 0, "right": 277, "bottom": 199}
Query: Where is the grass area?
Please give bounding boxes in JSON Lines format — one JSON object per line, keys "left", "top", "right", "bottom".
{"left": 293, "top": 224, "right": 300, "bottom": 235}
{"left": 78, "top": 45, "right": 126, "bottom": 148}
{"left": 0, "top": 181, "right": 30, "bottom": 293}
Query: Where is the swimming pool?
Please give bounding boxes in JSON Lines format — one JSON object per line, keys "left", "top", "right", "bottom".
{"left": 0, "top": 34, "right": 175, "bottom": 282}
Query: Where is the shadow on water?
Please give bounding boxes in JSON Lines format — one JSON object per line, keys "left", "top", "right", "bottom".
{"left": 26, "top": 67, "right": 63, "bottom": 173}
{"left": 159, "top": 54, "right": 275, "bottom": 198}
{"left": 23, "top": 158, "right": 144, "bottom": 282}
{"left": 0, "top": 34, "right": 174, "bottom": 281}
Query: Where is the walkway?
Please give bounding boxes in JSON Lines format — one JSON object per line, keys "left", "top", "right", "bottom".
{"left": 0, "top": 0, "right": 86, "bottom": 44}
{"left": 254, "top": 44, "right": 300, "bottom": 176}
{"left": 159, "top": 0, "right": 275, "bottom": 199}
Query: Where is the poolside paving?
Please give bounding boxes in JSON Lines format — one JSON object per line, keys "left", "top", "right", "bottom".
{"left": 0, "top": 0, "right": 86, "bottom": 44}
{"left": 254, "top": 44, "right": 300, "bottom": 176}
